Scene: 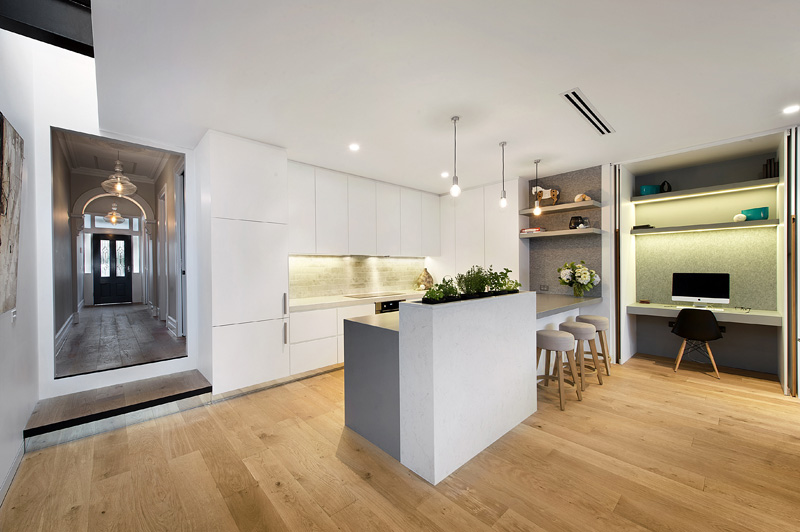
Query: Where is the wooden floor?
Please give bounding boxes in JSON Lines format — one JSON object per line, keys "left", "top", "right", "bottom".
{"left": 55, "top": 304, "right": 186, "bottom": 378}
{"left": 3, "top": 355, "right": 800, "bottom": 531}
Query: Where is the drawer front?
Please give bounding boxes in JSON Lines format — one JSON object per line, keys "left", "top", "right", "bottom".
{"left": 337, "top": 304, "right": 377, "bottom": 335}
{"left": 290, "top": 308, "right": 337, "bottom": 343}
{"left": 291, "top": 337, "right": 338, "bottom": 375}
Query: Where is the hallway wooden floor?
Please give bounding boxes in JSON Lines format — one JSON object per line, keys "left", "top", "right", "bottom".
{"left": 55, "top": 304, "right": 186, "bottom": 378}
{"left": 2, "top": 355, "right": 799, "bottom": 531}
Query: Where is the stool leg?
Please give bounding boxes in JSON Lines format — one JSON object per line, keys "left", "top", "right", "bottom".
{"left": 576, "top": 341, "right": 586, "bottom": 391}
{"left": 705, "top": 342, "right": 721, "bottom": 380}
{"left": 598, "top": 330, "right": 611, "bottom": 376}
{"left": 557, "top": 351, "right": 566, "bottom": 411}
{"left": 674, "top": 339, "right": 687, "bottom": 372}
{"left": 565, "top": 349, "right": 582, "bottom": 401}
{"left": 536, "top": 347, "right": 543, "bottom": 385}
{"left": 545, "top": 350, "right": 552, "bottom": 387}
{"left": 588, "top": 338, "right": 603, "bottom": 385}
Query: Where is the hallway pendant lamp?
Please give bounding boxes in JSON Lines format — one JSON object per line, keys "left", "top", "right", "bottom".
{"left": 532, "top": 159, "right": 542, "bottom": 216}
{"left": 104, "top": 202, "right": 125, "bottom": 225}
{"left": 449, "top": 116, "right": 461, "bottom": 197}
{"left": 101, "top": 155, "right": 137, "bottom": 197}
{"left": 499, "top": 141, "right": 508, "bottom": 208}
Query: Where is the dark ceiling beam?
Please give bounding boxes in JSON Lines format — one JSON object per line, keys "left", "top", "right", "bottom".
{"left": 0, "top": 0, "right": 93, "bottom": 57}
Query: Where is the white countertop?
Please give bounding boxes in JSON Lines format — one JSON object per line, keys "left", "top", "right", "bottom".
{"left": 535, "top": 293, "right": 602, "bottom": 318}
{"left": 289, "top": 290, "right": 424, "bottom": 312}
{"left": 627, "top": 303, "right": 781, "bottom": 326}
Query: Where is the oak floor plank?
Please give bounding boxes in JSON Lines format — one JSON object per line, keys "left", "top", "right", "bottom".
{"left": 88, "top": 471, "right": 136, "bottom": 532}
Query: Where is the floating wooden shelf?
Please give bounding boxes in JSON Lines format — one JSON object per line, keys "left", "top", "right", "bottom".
{"left": 519, "top": 228, "right": 603, "bottom": 239}
{"left": 519, "top": 200, "right": 601, "bottom": 215}
{"left": 631, "top": 219, "right": 779, "bottom": 235}
{"left": 630, "top": 177, "right": 778, "bottom": 204}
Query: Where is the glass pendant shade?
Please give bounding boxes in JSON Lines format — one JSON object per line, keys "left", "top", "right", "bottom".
{"left": 104, "top": 203, "right": 125, "bottom": 225}
{"left": 499, "top": 190, "right": 508, "bottom": 208}
{"left": 101, "top": 160, "right": 137, "bottom": 196}
{"left": 450, "top": 175, "right": 461, "bottom": 197}
{"left": 449, "top": 116, "right": 461, "bottom": 197}
{"left": 532, "top": 158, "right": 542, "bottom": 216}
{"left": 532, "top": 201, "right": 541, "bottom": 216}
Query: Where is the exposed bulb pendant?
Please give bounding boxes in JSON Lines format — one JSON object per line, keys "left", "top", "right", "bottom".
{"left": 104, "top": 202, "right": 125, "bottom": 225}
{"left": 101, "top": 152, "right": 137, "bottom": 197}
{"left": 450, "top": 116, "right": 461, "bottom": 197}
{"left": 499, "top": 141, "right": 508, "bottom": 208}
{"left": 532, "top": 159, "right": 542, "bottom": 216}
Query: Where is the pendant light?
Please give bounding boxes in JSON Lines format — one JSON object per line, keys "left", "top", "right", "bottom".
{"left": 101, "top": 152, "right": 137, "bottom": 197}
{"left": 532, "top": 159, "right": 542, "bottom": 216}
{"left": 103, "top": 202, "right": 125, "bottom": 225}
{"left": 499, "top": 141, "right": 508, "bottom": 208}
{"left": 449, "top": 116, "right": 461, "bottom": 197}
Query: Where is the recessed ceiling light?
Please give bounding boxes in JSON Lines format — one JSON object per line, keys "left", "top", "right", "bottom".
{"left": 349, "top": 143, "right": 360, "bottom": 151}
{"left": 783, "top": 104, "right": 800, "bottom": 114}
{"left": 441, "top": 172, "right": 449, "bottom": 178}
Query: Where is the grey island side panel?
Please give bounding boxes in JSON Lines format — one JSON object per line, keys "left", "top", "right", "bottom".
{"left": 343, "top": 318, "right": 401, "bottom": 460}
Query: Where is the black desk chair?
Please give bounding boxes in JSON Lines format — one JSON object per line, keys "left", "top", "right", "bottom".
{"left": 672, "top": 308, "right": 722, "bottom": 379}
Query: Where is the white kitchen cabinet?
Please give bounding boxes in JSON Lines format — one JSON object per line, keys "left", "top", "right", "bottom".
{"left": 209, "top": 131, "right": 288, "bottom": 224}
{"left": 288, "top": 161, "right": 316, "bottom": 254}
{"left": 400, "top": 188, "right": 422, "bottom": 256}
{"left": 484, "top": 182, "right": 519, "bottom": 276}
{"left": 291, "top": 337, "right": 338, "bottom": 375}
{"left": 290, "top": 308, "right": 337, "bottom": 343}
{"left": 348, "top": 176, "right": 377, "bottom": 255}
{"left": 315, "top": 168, "right": 349, "bottom": 255}
{"left": 376, "top": 182, "right": 401, "bottom": 256}
{"left": 211, "top": 218, "right": 288, "bottom": 327}
{"left": 455, "top": 187, "right": 485, "bottom": 272}
{"left": 212, "top": 318, "right": 289, "bottom": 395}
{"left": 421, "top": 192, "right": 441, "bottom": 257}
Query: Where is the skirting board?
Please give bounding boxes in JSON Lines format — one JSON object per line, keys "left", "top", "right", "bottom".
{"left": 54, "top": 313, "right": 74, "bottom": 356}
{"left": 0, "top": 442, "right": 24, "bottom": 507}
{"left": 166, "top": 315, "right": 178, "bottom": 337}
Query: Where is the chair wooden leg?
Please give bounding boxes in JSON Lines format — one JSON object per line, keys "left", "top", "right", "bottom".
{"left": 557, "top": 351, "right": 566, "bottom": 411}
{"left": 566, "top": 349, "right": 582, "bottom": 401}
{"left": 674, "top": 339, "right": 687, "bottom": 372}
{"left": 536, "top": 347, "right": 543, "bottom": 385}
{"left": 705, "top": 342, "right": 721, "bottom": 380}
{"left": 577, "top": 341, "right": 586, "bottom": 391}
{"left": 588, "top": 338, "right": 603, "bottom": 385}
{"left": 598, "top": 330, "right": 611, "bottom": 376}
{"left": 545, "top": 350, "right": 552, "bottom": 387}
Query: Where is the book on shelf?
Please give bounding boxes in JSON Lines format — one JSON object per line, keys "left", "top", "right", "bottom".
{"left": 520, "top": 227, "right": 544, "bottom": 233}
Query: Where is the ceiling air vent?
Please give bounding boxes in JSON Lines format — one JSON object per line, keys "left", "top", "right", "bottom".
{"left": 560, "top": 88, "right": 615, "bottom": 135}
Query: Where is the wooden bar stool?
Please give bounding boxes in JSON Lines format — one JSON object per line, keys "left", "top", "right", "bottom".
{"left": 576, "top": 315, "right": 611, "bottom": 376}
{"left": 559, "top": 321, "right": 603, "bottom": 391}
{"left": 536, "top": 330, "right": 582, "bottom": 410}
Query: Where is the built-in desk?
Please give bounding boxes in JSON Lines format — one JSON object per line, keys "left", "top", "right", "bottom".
{"left": 627, "top": 303, "right": 781, "bottom": 327}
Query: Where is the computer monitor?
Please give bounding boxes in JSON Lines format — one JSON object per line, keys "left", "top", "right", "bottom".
{"left": 672, "top": 273, "right": 730, "bottom": 306}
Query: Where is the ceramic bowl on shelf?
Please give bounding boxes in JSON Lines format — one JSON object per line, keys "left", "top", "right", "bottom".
{"left": 639, "top": 185, "right": 661, "bottom": 195}
{"left": 741, "top": 207, "right": 769, "bottom": 221}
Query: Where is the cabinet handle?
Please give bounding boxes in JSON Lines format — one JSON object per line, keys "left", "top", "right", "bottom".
{"left": 283, "top": 322, "right": 288, "bottom": 345}
{"left": 283, "top": 293, "right": 288, "bottom": 315}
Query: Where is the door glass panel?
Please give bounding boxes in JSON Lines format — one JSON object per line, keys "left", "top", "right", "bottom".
{"left": 116, "top": 240, "right": 126, "bottom": 277}
{"left": 101, "top": 240, "right": 110, "bottom": 277}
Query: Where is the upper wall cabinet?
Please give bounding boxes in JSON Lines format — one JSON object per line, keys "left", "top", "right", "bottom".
{"left": 376, "top": 182, "right": 401, "bottom": 256}
{"left": 209, "top": 131, "right": 288, "bottom": 224}
{"left": 348, "top": 176, "right": 377, "bottom": 256}
{"left": 421, "top": 192, "right": 441, "bottom": 257}
{"left": 400, "top": 188, "right": 422, "bottom": 256}
{"left": 288, "top": 162, "right": 316, "bottom": 254}
{"left": 315, "top": 168, "right": 349, "bottom": 255}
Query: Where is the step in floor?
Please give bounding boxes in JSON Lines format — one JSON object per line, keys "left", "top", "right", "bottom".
{"left": 24, "top": 369, "right": 211, "bottom": 451}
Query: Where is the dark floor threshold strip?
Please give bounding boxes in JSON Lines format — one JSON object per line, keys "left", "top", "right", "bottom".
{"left": 23, "top": 385, "right": 212, "bottom": 438}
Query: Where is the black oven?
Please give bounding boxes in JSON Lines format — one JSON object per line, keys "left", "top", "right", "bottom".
{"left": 375, "top": 300, "right": 404, "bottom": 314}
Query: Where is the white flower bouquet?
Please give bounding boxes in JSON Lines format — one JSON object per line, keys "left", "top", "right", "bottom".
{"left": 557, "top": 260, "right": 600, "bottom": 297}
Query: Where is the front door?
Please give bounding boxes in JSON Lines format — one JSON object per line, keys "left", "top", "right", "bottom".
{"left": 93, "top": 234, "right": 132, "bottom": 305}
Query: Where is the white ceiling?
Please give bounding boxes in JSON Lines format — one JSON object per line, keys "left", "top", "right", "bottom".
{"left": 92, "top": 1, "right": 800, "bottom": 193}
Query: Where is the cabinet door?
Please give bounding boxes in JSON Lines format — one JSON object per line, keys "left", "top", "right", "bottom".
{"left": 210, "top": 131, "right": 288, "bottom": 224}
{"left": 376, "top": 182, "right": 401, "bottom": 256}
{"left": 290, "top": 308, "right": 337, "bottom": 343}
{"left": 421, "top": 192, "right": 441, "bottom": 257}
{"left": 484, "top": 182, "right": 519, "bottom": 275}
{"left": 291, "top": 337, "right": 338, "bottom": 375}
{"left": 455, "top": 187, "right": 485, "bottom": 272}
{"left": 315, "top": 169, "right": 349, "bottom": 255}
{"left": 212, "top": 318, "right": 290, "bottom": 395}
{"left": 337, "top": 304, "right": 376, "bottom": 335}
{"left": 211, "top": 218, "right": 288, "bottom": 326}
{"left": 348, "top": 176, "right": 377, "bottom": 256}
{"left": 400, "top": 188, "right": 422, "bottom": 257}
{"left": 288, "top": 161, "right": 316, "bottom": 254}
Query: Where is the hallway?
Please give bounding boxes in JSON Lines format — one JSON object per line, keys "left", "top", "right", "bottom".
{"left": 55, "top": 304, "right": 186, "bottom": 378}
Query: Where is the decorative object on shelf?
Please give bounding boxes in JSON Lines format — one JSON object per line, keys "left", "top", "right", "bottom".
{"left": 103, "top": 203, "right": 125, "bottom": 225}
{"left": 733, "top": 213, "right": 747, "bottom": 222}
{"left": 532, "top": 186, "right": 559, "bottom": 206}
{"left": 531, "top": 159, "right": 543, "bottom": 215}
{"left": 574, "top": 193, "right": 592, "bottom": 202}
{"left": 557, "top": 260, "right": 600, "bottom": 298}
{"left": 569, "top": 216, "right": 587, "bottom": 229}
{"left": 415, "top": 268, "right": 434, "bottom": 290}
{"left": 741, "top": 207, "right": 769, "bottom": 221}
{"left": 660, "top": 181, "right": 672, "bottom": 193}
{"left": 101, "top": 153, "right": 137, "bottom": 197}
{"left": 639, "top": 185, "right": 660, "bottom": 195}
{"left": 449, "top": 116, "right": 461, "bottom": 197}
{"left": 499, "top": 141, "right": 508, "bottom": 208}
{"left": 763, "top": 157, "right": 779, "bottom": 179}
{"left": 521, "top": 227, "right": 544, "bottom": 233}
{"left": 632, "top": 224, "right": 654, "bottom": 230}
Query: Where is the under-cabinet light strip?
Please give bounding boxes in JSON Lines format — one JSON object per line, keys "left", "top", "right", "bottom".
{"left": 633, "top": 222, "right": 780, "bottom": 236}
{"left": 631, "top": 182, "right": 777, "bottom": 204}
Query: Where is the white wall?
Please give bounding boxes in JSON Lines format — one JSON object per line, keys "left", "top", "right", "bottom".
{"left": 0, "top": 29, "right": 40, "bottom": 502}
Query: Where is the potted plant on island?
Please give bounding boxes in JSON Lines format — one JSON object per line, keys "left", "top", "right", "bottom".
{"left": 456, "top": 265, "right": 490, "bottom": 299}
{"left": 422, "top": 276, "right": 460, "bottom": 304}
{"left": 487, "top": 266, "right": 521, "bottom": 295}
